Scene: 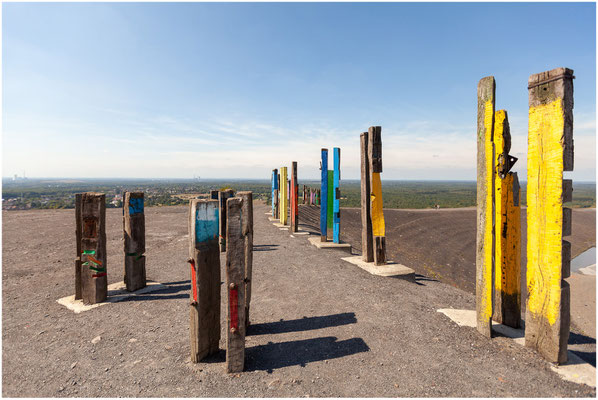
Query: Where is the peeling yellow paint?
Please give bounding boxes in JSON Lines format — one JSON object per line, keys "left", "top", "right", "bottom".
{"left": 479, "top": 100, "right": 494, "bottom": 321}
{"left": 505, "top": 173, "right": 521, "bottom": 297}
{"left": 371, "top": 172, "right": 385, "bottom": 236}
{"left": 494, "top": 110, "right": 507, "bottom": 298}
{"left": 280, "top": 167, "right": 288, "bottom": 225}
{"left": 527, "top": 99, "right": 565, "bottom": 325}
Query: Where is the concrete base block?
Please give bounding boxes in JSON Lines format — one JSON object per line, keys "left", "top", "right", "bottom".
{"left": 273, "top": 222, "right": 288, "bottom": 228}
{"left": 437, "top": 308, "right": 596, "bottom": 388}
{"left": 57, "top": 281, "right": 166, "bottom": 314}
{"left": 307, "top": 237, "right": 352, "bottom": 253}
{"left": 341, "top": 256, "right": 415, "bottom": 281}
{"left": 268, "top": 217, "right": 279, "bottom": 222}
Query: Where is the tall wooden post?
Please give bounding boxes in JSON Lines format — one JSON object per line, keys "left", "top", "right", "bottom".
{"left": 271, "top": 169, "right": 278, "bottom": 217}
{"left": 237, "top": 192, "right": 253, "bottom": 328}
{"left": 327, "top": 170, "right": 334, "bottom": 240}
{"left": 368, "top": 126, "right": 386, "bottom": 265}
{"left": 225, "top": 197, "right": 246, "bottom": 373}
{"left": 188, "top": 199, "right": 221, "bottom": 362}
{"left": 218, "top": 189, "right": 234, "bottom": 252}
{"left": 491, "top": 111, "right": 521, "bottom": 328}
{"left": 291, "top": 162, "right": 299, "bottom": 232}
{"left": 360, "top": 132, "right": 374, "bottom": 262}
{"left": 525, "top": 67, "right": 574, "bottom": 364}
{"left": 333, "top": 148, "right": 341, "bottom": 244}
{"left": 280, "top": 167, "right": 288, "bottom": 225}
{"left": 476, "top": 76, "right": 496, "bottom": 338}
{"left": 123, "top": 192, "right": 146, "bottom": 292}
{"left": 320, "top": 149, "right": 328, "bottom": 241}
{"left": 78, "top": 192, "right": 107, "bottom": 304}
{"left": 74, "top": 193, "right": 83, "bottom": 299}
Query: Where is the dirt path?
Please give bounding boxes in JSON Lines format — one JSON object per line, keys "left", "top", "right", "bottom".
{"left": 2, "top": 204, "right": 595, "bottom": 397}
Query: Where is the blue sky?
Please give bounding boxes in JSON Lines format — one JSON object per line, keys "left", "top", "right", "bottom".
{"left": 2, "top": 2, "right": 596, "bottom": 180}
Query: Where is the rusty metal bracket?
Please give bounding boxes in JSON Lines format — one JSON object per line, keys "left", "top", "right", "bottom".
{"left": 497, "top": 154, "right": 518, "bottom": 179}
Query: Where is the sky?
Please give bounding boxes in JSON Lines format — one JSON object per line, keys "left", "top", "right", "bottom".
{"left": 2, "top": 2, "right": 596, "bottom": 181}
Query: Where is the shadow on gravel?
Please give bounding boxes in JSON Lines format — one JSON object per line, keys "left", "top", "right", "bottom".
{"left": 121, "top": 281, "right": 190, "bottom": 302}
{"left": 569, "top": 331, "right": 596, "bottom": 345}
{"left": 245, "top": 336, "right": 369, "bottom": 373}
{"left": 254, "top": 244, "right": 279, "bottom": 252}
{"left": 413, "top": 274, "right": 439, "bottom": 286}
{"left": 247, "top": 313, "right": 357, "bottom": 336}
{"left": 570, "top": 350, "right": 596, "bottom": 367}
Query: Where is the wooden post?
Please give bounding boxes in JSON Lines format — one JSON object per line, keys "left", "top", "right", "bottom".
{"left": 210, "top": 190, "right": 219, "bottom": 200}
{"left": 327, "top": 170, "right": 333, "bottom": 240}
{"left": 74, "top": 193, "right": 83, "bottom": 299}
{"left": 78, "top": 192, "right": 107, "bottom": 304}
{"left": 280, "top": 167, "right": 288, "bottom": 225}
{"left": 291, "top": 162, "right": 299, "bottom": 232}
{"left": 218, "top": 189, "right": 234, "bottom": 252}
{"left": 271, "top": 169, "right": 278, "bottom": 217}
{"left": 188, "top": 199, "right": 221, "bottom": 362}
{"left": 525, "top": 67, "right": 574, "bottom": 364}
{"left": 320, "top": 149, "right": 328, "bottom": 241}
{"left": 226, "top": 197, "right": 246, "bottom": 373}
{"left": 333, "top": 148, "right": 341, "bottom": 244}
{"left": 476, "top": 76, "right": 495, "bottom": 338}
{"left": 237, "top": 192, "right": 253, "bottom": 329}
{"left": 123, "top": 192, "right": 146, "bottom": 292}
{"left": 491, "top": 111, "right": 521, "bottom": 328}
{"left": 368, "top": 126, "right": 386, "bottom": 265}
{"left": 360, "top": 132, "right": 374, "bottom": 262}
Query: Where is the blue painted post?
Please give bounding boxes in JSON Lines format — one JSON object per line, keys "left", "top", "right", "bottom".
{"left": 271, "top": 169, "right": 278, "bottom": 217}
{"left": 189, "top": 199, "right": 221, "bottom": 362}
{"left": 320, "top": 148, "right": 328, "bottom": 242}
{"left": 333, "top": 147, "right": 341, "bottom": 243}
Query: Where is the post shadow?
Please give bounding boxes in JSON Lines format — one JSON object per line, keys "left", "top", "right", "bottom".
{"left": 245, "top": 336, "right": 370, "bottom": 373}
{"left": 247, "top": 312, "right": 357, "bottom": 336}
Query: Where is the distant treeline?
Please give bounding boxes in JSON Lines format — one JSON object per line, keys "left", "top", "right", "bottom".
{"left": 2, "top": 178, "right": 595, "bottom": 210}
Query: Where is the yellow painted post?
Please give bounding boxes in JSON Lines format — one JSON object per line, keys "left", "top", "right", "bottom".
{"left": 525, "top": 67, "right": 574, "bottom": 364}
{"left": 280, "top": 167, "right": 288, "bottom": 225}
{"left": 476, "top": 76, "right": 495, "bottom": 338}
{"left": 492, "top": 110, "right": 521, "bottom": 328}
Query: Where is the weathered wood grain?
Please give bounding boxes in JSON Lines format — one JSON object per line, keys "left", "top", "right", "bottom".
{"left": 123, "top": 192, "right": 146, "bottom": 292}
{"left": 75, "top": 193, "right": 83, "bottom": 300}
{"left": 360, "top": 132, "right": 373, "bottom": 262}
{"left": 368, "top": 126, "right": 386, "bottom": 265}
{"left": 291, "top": 162, "right": 299, "bottom": 232}
{"left": 320, "top": 149, "right": 328, "bottom": 241}
{"left": 238, "top": 191, "right": 253, "bottom": 329}
{"left": 79, "top": 192, "right": 107, "bottom": 304}
{"left": 476, "top": 76, "right": 495, "bottom": 338}
{"left": 188, "top": 199, "right": 221, "bottom": 362}
{"left": 525, "top": 67, "right": 574, "bottom": 364}
{"left": 218, "top": 189, "right": 235, "bottom": 252}
{"left": 225, "top": 197, "right": 246, "bottom": 373}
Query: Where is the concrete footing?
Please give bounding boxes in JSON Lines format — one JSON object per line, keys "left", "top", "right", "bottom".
{"left": 437, "top": 308, "right": 596, "bottom": 388}
{"left": 57, "top": 281, "right": 165, "bottom": 313}
{"left": 273, "top": 222, "right": 287, "bottom": 228}
{"left": 268, "top": 217, "right": 279, "bottom": 222}
{"left": 307, "top": 237, "right": 352, "bottom": 253}
{"left": 341, "top": 256, "right": 415, "bottom": 281}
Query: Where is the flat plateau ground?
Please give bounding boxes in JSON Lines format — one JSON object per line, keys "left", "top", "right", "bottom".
{"left": 2, "top": 203, "right": 596, "bottom": 397}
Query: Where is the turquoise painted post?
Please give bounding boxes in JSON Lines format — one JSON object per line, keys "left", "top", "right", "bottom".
{"left": 320, "top": 149, "right": 328, "bottom": 241}
{"left": 271, "top": 169, "right": 278, "bottom": 217}
{"left": 333, "top": 147, "right": 341, "bottom": 243}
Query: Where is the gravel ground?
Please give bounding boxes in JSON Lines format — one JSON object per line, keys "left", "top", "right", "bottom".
{"left": 2, "top": 203, "right": 595, "bottom": 397}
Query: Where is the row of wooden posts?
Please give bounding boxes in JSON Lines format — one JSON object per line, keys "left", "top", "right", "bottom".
{"left": 75, "top": 191, "right": 146, "bottom": 304}
{"left": 189, "top": 190, "right": 253, "bottom": 373}
{"left": 74, "top": 189, "right": 253, "bottom": 373}
{"left": 476, "top": 67, "right": 574, "bottom": 364}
